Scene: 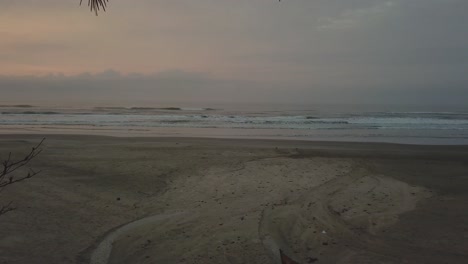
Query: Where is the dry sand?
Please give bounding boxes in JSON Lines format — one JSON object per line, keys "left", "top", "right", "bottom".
{"left": 0, "top": 135, "right": 467, "bottom": 264}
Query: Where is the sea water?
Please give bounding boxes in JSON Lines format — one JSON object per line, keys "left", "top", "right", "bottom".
{"left": 1, "top": 103, "right": 467, "bottom": 144}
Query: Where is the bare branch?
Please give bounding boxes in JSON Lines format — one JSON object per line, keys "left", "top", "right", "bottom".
{"left": 0, "top": 138, "right": 45, "bottom": 190}
{"left": 0, "top": 201, "right": 14, "bottom": 215}
{"left": 0, "top": 139, "right": 44, "bottom": 216}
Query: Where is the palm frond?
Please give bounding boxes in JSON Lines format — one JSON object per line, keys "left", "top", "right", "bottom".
{"left": 80, "top": 0, "right": 109, "bottom": 15}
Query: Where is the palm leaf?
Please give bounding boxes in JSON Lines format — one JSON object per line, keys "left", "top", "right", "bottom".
{"left": 80, "top": 0, "right": 109, "bottom": 15}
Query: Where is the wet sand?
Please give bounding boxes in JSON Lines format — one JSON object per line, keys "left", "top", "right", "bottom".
{"left": 0, "top": 135, "right": 467, "bottom": 263}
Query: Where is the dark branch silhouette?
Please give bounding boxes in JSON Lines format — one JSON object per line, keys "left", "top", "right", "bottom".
{"left": 80, "top": 1, "right": 284, "bottom": 15}
{"left": 0, "top": 138, "right": 45, "bottom": 215}
{"left": 80, "top": 0, "right": 108, "bottom": 15}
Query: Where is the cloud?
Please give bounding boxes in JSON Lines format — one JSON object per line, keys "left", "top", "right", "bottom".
{"left": 317, "top": 1, "right": 396, "bottom": 30}
{"left": 0, "top": 70, "right": 261, "bottom": 104}
{"left": 1, "top": 66, "right": 467, "bottom": 105}
{"left": 0, "top": 0, "right": 467, "bottom": 105}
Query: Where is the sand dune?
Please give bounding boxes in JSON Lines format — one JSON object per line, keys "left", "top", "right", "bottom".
{"left": 259, "top": 168, "right": 431, "bottom": 263}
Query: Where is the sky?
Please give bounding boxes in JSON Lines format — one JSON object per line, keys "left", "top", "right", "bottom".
{"left": 0, "top": 0, "right": 467, "bottom": 105}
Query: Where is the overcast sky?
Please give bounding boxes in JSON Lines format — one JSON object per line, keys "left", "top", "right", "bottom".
{"left": 1, "top": 0, "right": 467, "bottom": 105}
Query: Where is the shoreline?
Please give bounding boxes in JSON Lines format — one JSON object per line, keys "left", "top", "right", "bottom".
{"left": 2, "top": 134, "right": 468, "bottom": 164}
{"left": 1, "top": 125, "right": 467, "bottom": 145}
{"left": 2, "top": 132, "right": 468, "bottom": 146}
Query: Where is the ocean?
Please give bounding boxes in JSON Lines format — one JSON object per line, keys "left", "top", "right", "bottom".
{"left": 1, "top": 103, "right": 467, "bottom": 145}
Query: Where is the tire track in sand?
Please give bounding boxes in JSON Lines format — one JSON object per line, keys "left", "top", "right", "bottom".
{"left": 90, "top": 211, "right": 187, "bottom": 264}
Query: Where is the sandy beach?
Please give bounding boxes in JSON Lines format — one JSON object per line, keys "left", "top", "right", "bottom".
{"left": 0, "top": 135, "right": 467, "bottom": 264}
